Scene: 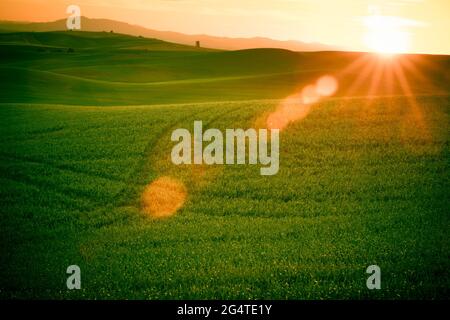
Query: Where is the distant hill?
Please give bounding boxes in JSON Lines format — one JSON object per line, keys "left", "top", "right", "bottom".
{"left": 0, "top": 30, "right": 210, "bottom": 52}
{"left": 0, "top": 30, "right": 448, "bottom": 106}
{"left": 0, "top": 16, "right": 339, "bottom": 52}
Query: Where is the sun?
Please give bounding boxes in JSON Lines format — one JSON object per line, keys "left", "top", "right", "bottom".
{"left": 364, "top": 14, "right": 410, "bottom": 55}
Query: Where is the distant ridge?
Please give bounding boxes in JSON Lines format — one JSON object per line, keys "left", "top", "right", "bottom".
{"left": 0, "top": 16, "right": 339, "bottom": 52}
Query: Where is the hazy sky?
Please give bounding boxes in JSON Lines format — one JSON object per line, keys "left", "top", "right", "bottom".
{"left": 1, "top": 0, "right": 449, "bottom": 54}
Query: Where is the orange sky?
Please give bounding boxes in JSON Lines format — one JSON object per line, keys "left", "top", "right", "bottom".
{"left": 1, "top": 0, "right": 449, "bottom": 54}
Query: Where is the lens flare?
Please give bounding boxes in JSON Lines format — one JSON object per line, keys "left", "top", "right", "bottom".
{"left": 315, "top": 75, "right": 338, "bottom": 96}
{"left": 301, "top": 85, "right": 320, "bottom": 105}
{"left": 266, "top": 96, "right": 312, "bottom": 131}
{"left": 266, "top": 75, "right": 339, "bottom": 130}
{"left": 141, "top": 176, "right": 187, "bottom": 218}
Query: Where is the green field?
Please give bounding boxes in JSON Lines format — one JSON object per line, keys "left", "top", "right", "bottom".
{"left": 0, "top": 31, "right": 449, "bottom": 299}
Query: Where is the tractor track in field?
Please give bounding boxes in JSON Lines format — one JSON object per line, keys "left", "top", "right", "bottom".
{"left": 0, "top": 153, "right": 125, "bottom": 183}
{"left": 113, "top": 106, "right": 218, "bottom": 207}
{"left": 0, "top": 174, "right": 98, "bottom": 211}
{"left": 114, "top": 102, "right": 255, "bottom": 210}
{"left": 0, "top": 100, "right": 274, "bottom": 215}
{"left": 0, "top": 160, "right": 112, "bottom": 206}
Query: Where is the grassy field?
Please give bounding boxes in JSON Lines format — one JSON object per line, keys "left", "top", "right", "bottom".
{"left": 0, "top": 31, "right": 449, "bottom": 299}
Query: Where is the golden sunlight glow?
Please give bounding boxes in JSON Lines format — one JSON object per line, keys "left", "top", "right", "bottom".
{"left": 0, "top": 0, "right": 449, "bottom": 54}
{"left": 364, "top": 14, "right": 411, "bottom": 54}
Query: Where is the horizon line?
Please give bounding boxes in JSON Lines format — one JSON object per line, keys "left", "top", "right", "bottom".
{"left": 1, "top": 16, "right": 449, "bottom": 56}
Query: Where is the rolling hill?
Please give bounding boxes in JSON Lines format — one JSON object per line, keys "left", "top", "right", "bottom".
{"left": 0, "top": 16, "right": 339, "bottom": 51}
{"left": 0, "top": 30, "right": 448, "bottom": 106}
